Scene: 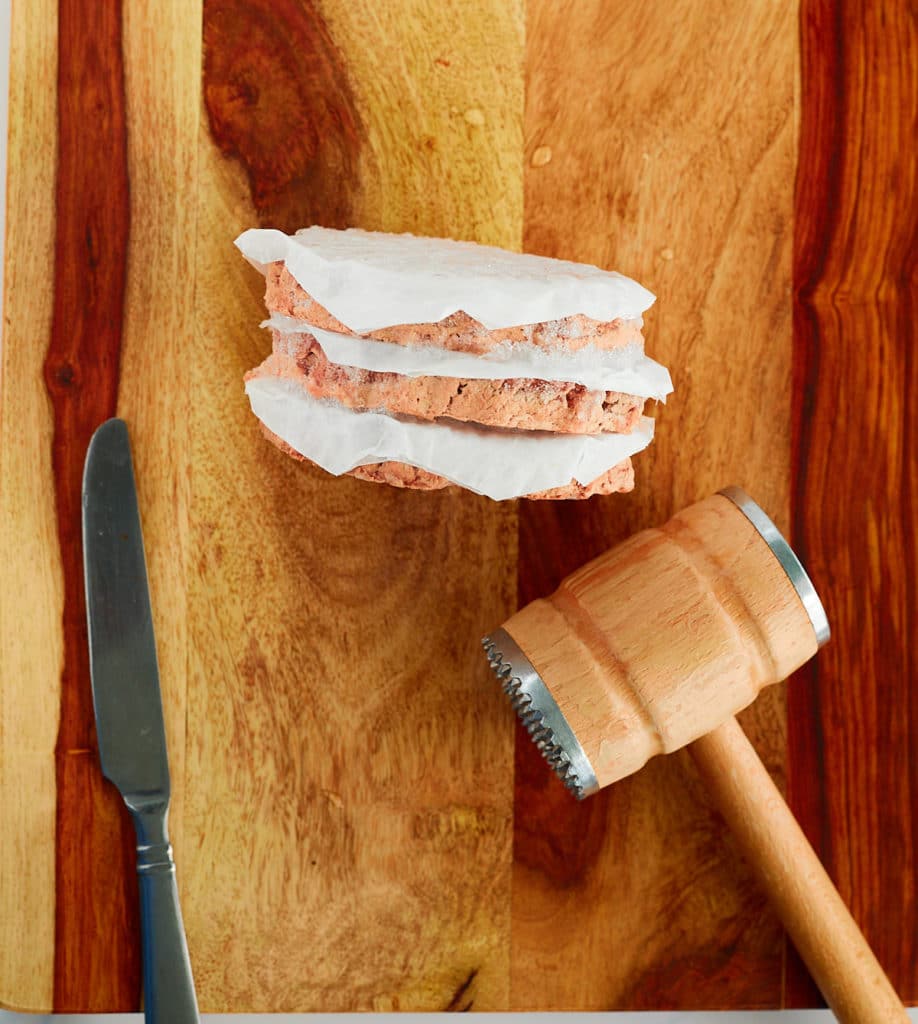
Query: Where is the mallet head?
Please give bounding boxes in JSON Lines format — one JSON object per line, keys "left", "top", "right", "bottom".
{"left": 483, "top": 487, "right": 829, "bottom": 798}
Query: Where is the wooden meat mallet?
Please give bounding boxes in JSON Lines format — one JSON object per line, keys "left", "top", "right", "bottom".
{"left": 483, "top": 487, "right": 906, "bottom": 1023}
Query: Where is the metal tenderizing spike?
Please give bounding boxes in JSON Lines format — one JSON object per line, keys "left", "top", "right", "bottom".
{"left": 480, "top": 630, "right": 599, "bottom": 800}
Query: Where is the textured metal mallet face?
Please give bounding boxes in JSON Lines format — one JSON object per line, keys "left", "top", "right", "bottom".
{"left": 482, "top": 628, "right": 599, "bottom": 799}
{"left": 718, "top": 486, "right": 830, "bottom": 647}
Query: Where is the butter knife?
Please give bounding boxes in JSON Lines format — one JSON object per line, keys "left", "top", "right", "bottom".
{"left": 82, "top": 418, "right": 199, "bottom": 1023}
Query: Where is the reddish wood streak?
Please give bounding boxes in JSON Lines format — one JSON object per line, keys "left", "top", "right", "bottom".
{"left": 203, "top": 0, "right": 363, "bottom": 231}
{"left": 48, "top": 0, "right": 139, "bottom": 1010}
{"left": 790, "top": 0, "right": 917, "bottom": 1006}
{"left": 515, "top": 473, "right": 678, "bottom": 871}
{"left": 514, "top": 504, "right": 635, "bottom": 887}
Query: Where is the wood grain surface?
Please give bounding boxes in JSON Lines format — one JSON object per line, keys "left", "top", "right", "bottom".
{"left": 191, "top": 0, "right": 521, "bottom": 1012}
{"left": 47, "top": 0, "right": 139, "bottom": 1010}
{"left": 515, "top": 0, "right": 797, "bottom": 1009}
{"left": 0, "top": 0, "right": 59, "bottom": 1008}
{"left": 0, "top": 0, "right": 913, "bottom": 1012}
{"left": 788, "top": 0, "right": 918, "bottom": 1007}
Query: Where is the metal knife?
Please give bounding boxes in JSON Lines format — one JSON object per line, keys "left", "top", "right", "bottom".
{"left": 82, "top": 418, "right": 199, "bottom": 1023}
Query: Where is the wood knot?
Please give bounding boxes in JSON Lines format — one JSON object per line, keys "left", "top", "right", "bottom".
{"left": 203, "top": 0, "right": 363, "bottom": 231}
{"left": 44, "top": 359, "right": 81, "bottom": 394}
{"left": 444, "top": 967, "right": 478, "bottom": 1011}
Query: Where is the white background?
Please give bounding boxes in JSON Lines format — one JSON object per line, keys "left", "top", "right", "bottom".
{"left": 0, "top": 5, "right": 912, "bottom": 1021}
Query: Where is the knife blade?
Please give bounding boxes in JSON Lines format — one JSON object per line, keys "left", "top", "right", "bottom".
{"left": 83, "top": 418, "right": 169, "bottom": 801}
{"left": 82, "top": 418, "right": 199, "bottom": 1023}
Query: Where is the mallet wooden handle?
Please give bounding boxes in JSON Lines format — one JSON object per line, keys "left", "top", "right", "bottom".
{"left": 689, "top": 716, "right": 907, "bottom": 1023}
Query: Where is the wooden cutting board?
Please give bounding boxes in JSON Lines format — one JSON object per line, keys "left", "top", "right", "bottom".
{"left": 0, "top": 0, "right": 914, "bottom": 1012}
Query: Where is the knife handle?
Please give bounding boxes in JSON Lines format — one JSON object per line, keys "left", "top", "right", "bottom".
{"left": 132, "top": 806, "right": 200, "bottom": 1024}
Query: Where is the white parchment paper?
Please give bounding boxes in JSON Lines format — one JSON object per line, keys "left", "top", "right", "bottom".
{"left": 236, "top": 227, "right": 656, "bottom": 333}
{"left": 245, "top": 376, "right": 655, "bottom": 501}
{"left": 265, "top": 315, "right": 673, "bottom": 400}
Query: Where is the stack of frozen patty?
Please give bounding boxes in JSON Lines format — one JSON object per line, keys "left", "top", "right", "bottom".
{"left": 237, "top": 228, "right": 672, "bottom": 501}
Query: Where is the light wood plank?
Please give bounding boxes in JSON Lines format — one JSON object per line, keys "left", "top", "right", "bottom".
{"left": 515, "top": 0, "right": 798, "bottom": 1008}
{"left": 118, "top": 0, "right": 203, "bottom": 909}
{"left": 0, "top": 0, "right": 60, "bottom": 1010}
{"left": 320, "top": 0, "right": 524, "bottom": 243}
{"left": 187, "top": 0, "right": 523, "bottom": 1009}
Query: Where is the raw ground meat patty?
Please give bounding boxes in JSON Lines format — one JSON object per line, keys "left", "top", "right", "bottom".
{"left": 238, "top": 230, "right": 664, "bottom": 501}
{"left": 264, "top": 336, "right": 645, "bottom": 435}
{"left": 259, "top": 424, "right": 636, "bottom": 500}
{"left": 264, "top": 263, "right": 646, "bottom": 355}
